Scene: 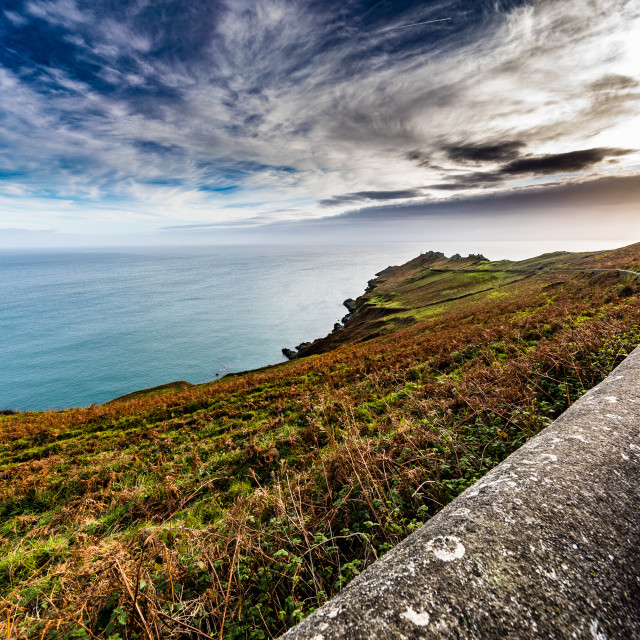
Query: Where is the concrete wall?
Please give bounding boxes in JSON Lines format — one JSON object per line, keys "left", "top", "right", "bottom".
{"left": 281, "top": 347, "right": 640, "bottom": 639}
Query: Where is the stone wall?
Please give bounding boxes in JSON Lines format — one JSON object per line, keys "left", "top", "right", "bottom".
{"left": 281, "top": 347, "right": 640, "bottom": 639}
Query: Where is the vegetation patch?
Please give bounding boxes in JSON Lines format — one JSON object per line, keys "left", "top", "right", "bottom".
{"left": 1, "top": 244, "right": 640, "bottom": 638}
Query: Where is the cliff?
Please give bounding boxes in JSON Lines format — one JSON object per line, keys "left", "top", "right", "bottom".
{"left": 284, "top": 245, "right": 640, "bottom": 359}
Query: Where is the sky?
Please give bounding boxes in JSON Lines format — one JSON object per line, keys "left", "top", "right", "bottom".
{"left": 0, "top": 0, "right": 639, "bottom": 248}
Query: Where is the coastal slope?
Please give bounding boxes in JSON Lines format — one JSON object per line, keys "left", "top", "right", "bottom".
{"left": 286, "top": 246, "right": 640, "bottom": 358}
{"left": 1, "top": 243, "right": 640, "bottom": 639}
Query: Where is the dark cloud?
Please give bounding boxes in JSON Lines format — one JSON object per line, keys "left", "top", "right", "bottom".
{"left": 329, "top": 173, "right": 640, "bottom": 223}
{"left": 407, "top": 140, "right": 526, "bottom": 172}
{"left": 319, "top": 189, "right": 424, "bottom": 207}
{"left": 500, "top": 148, "right": 633, "bottom": 176}
{"left": 432, "top": 148, "right": 634, "bottom": 190}
{"left": 431, "top": 172, "right": 503, "bottom": 190}
{"left": 588, "top": 74, "right": 639, "bottom": 93}
{"left": 167, "top": 173, "right": 640, "bottom": 243}
{"left": 444, "top": 140, "right": 526, "bottom": 163}
{"left": 405, "top": 150, "right": 436, "bottom": 169}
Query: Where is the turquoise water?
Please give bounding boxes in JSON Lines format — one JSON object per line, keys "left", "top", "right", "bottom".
{"left": 1, "top": 244, "right": 430, "bottom": 411}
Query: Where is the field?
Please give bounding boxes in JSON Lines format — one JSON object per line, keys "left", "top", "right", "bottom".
{"left": 2, "top": 243, "right": 640, "bottom": 639}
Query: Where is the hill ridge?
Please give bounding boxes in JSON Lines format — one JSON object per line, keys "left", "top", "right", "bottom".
{"left": 284, "top": 242, "right": 640, "bottom": 360}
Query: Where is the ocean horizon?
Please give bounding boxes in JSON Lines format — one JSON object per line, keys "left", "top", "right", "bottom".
{"left": 1, "top": 240, "right": 627, "bottom": 412}
{"left": 2, "top": 243, "right": 432, "bottom": 411}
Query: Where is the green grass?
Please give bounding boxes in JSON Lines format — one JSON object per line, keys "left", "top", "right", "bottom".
{"left": 1, "top": 243, "right": 640, "bottom": 638}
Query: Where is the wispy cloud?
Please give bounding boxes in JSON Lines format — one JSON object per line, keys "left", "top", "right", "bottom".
{"left": 0, "top": 0, "right": 639, "bottom": 238}
{"left": 319, "top": 189, "right": 425, "bottom": 207}
{"left": 380, "top": 17, "right": 453, "bottom": 33}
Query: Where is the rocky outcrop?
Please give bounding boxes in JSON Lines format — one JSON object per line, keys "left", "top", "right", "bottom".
{"left": 364, "top": 279, "right": 377, "bottom": 294}
{"left": 281, "top": 342, "right": 312, "bottom": 360}
{"left": 419, "top": 250, "right": 446, "bottom": 262}
{"left": 341, "top": 298, "right": 359, "bottom": 324}
{"left": 343, "top": 298, "right": 358, "bottom": 313}
{"left": 281, "top": 346, "right": 640, "bottom": 639}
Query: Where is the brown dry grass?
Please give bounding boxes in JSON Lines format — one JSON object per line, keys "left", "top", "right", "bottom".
{"left": 2, "top": 247, "right": 640, "bottom": 639}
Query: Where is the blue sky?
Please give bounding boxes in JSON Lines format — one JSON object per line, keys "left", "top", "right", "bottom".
{"left": 1, "top": 0, "right": 639, "bottom": 246}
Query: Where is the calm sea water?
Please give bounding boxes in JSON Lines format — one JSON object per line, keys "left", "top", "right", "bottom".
{"left": 1, "top": 244, "right": 433, "bottom": 411}
{"left": 2, "top": 240, "right": 622, "bottom": 411}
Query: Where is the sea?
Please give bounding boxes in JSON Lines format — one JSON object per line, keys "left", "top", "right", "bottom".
{"left": 0, "top": 241, "right": 622, "bottom": 411}
{"left": 1, "top": 244, "right": 429, "bottom": 411}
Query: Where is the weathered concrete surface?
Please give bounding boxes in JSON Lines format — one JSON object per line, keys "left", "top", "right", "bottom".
{"left": 281, "top": 347, "right": 640, "bottom": 639}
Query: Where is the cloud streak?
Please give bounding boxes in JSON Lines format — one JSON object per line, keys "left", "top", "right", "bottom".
{"left": 319, "top": 189, "right": 425, "bottom": 207}
{"left": 443, "top": 141, "right": 526, "bottom": 164}
{"left": 500, "top": 148, "right": 632, "bottom": 176}
{"left": 0, "top": 0, "right": 639, "bottom": 239}
{"left": 432, "top": 147, "right": 634, "bottom": 190}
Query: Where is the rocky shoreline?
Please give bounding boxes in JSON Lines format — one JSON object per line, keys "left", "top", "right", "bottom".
{"left": 281, "top": 297, "right": 358, "bottom": 360}
{"left": 280, "top": 251, "right": 491, "bottom": 361}
{"left": 280, "top": 264, "right": 399, "bottom": 360}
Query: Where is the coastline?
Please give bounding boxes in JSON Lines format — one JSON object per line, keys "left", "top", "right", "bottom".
{"left": 1, "top": 244, "right": 429, "bottom": 411}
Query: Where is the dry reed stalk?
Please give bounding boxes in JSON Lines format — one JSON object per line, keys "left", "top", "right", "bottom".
{"left": 219, "top": 535, "right": 240, "bottom": 640}
{"left": 114, "top": 558, "right": 154, "bottom": 640}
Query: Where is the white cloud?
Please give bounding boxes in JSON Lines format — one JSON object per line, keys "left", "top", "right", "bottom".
{"left": 25, "top": 0, "right": 87, "bottom": 26}
{"left": 3, "top": 10, "right": 29, "bottom": 26}
{"left": 1, "top": 0, "right": 639, "bottom": 239}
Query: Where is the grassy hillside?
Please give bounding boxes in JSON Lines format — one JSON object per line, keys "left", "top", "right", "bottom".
{"left": 2, "top": 243, "right": 640, "bottom": 639}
